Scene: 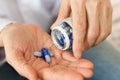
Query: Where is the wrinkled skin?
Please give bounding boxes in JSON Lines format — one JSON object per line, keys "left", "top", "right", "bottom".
{"left": 51, "top": 0, "right": 113, "bottom": 58}
{"left": 0, "top": 24, "right": 93, "bottom": 80}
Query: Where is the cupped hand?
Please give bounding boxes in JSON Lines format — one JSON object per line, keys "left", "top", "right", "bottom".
{"left": 51, "top": 0, "right": 113, "bottom": 58}
{"left": 38, "top": 52, "right": 93, "bottom": 80}
{"left": 1, "top": 23, "right": 93, "bottom": 80}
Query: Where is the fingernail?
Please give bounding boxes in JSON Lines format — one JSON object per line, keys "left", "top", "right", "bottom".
{"left": 74, "top": 52, "right": 82, "bottom": 59}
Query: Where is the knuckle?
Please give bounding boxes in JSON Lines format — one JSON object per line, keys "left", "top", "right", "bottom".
{"left": 74, "top": 17, "right": 86, "bottom": 28}
{"left": 100, "top": 32, "right": 106, "bottom": 37}
{"left": 83, "top": 43, "right": 90, "bottom": 50}
{"left": 106, "top": 5, "right": 113, "bottom": 14}
{"left": 74, "top": 23, "right": 86, "bottom": 32}
{"left": 108, "top": 0, "right": 113, "bottom": 10}
{"left": 104, "top": 0, "right": 113, "bottom": 13}
{"left": 96, "top": 0, "right": 101, "bottom": 5}
{"left": 87, "top": 32, "right": 99, "bottom": 46}
{"left": 86, "top": 0, "right": 101, "bottom": 7}
{"left": 92, "top": 0, "right": 101, "bottom": 6}
{"left": 88, "top": 32, "right": 99, "bottom": 39}
{"left": 79, "top": 0, "right": 85, "bottom": 4}
{"left": 77, "top": 0, "right": 86, "bottom": 10}
{"left": 100, "top": 31, "right": 111, "bottom": 38}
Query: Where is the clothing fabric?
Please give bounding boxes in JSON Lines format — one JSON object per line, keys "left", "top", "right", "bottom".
{"left": 0, "top": 0, "right": 61, "bottom": 32}
{"left": 0, "top": 19, "right": 14, "bottom": 31}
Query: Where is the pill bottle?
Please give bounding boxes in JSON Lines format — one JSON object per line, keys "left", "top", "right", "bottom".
{"left": 51, "top": 17, "right": 73, "bottom": 50}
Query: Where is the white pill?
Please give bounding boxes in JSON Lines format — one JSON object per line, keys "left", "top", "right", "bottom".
{"left": 45, "top": 55, "right": 51, "bottom": 63}
{"left": 34, "top": 51, "right": 42, "bottom": 57}
{"left": 48, "top": 50, "right": 54, "bottom": 57}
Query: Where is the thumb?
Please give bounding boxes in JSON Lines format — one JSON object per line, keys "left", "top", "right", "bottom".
{"left": 50, "top": 0, "right": 71, "bottom": 30}
{"left": 6, "top": 50, "right": 38, "bottom": 80}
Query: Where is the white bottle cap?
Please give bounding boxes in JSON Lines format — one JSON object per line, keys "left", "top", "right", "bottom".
{"left": 51, "top": 17, "right": 72, "bottom": 50}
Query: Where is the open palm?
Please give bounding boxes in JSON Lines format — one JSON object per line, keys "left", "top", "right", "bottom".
{"left": 38, "top": 55, "right": 93, "bottom": 80}
{"left": 1, "top": 23, "right": 93, "bottom": 80}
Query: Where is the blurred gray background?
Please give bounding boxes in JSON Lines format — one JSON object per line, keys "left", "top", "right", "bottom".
{"left": 107, "top": 0, "right": 120, "bottom": 51}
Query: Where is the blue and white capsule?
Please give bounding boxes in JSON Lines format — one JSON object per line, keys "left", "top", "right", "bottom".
{"left": 34, "top": 51, "right": 42, "bottom": 57}
{"left": 42, "top": 48, "right": 51, "bottom": 63}
{"left": 34, "top": 48, "right": 54, "bottom": 63}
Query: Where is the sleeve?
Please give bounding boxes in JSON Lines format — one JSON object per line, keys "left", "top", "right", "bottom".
{"left": 0, "top": 18, "right": 15, "bottom": 32}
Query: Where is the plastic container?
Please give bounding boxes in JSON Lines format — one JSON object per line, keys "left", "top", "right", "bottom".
{"left": 51, "top": 17, "right": 73, "bottom": 50}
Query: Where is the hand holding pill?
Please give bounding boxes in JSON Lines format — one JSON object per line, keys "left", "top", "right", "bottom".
{"left": 1, "top": 23, "right": 93, "bottom": 80}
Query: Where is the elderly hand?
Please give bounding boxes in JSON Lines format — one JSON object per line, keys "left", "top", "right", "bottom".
{"left": 51, "top": 0, "right": 113, "bottom": 58}
{"left": 0, "top": 23, "right": 93, "bottom": 80}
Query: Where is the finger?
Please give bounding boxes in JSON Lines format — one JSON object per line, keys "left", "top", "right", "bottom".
{"left": 95, "top": 0, "right": 112, "bottom": 45}
{"left": 6, "top": 50, "right": 38, "bottom": 80}
{"left": 50, "top": 0, "right": 71, "bottom": 29}
{"left": 71, "top": 0, "right": 86, "bottom": 58}
{"left": 69, "top": 59, "right": 94, "bottom": 69}
{"left": 85, "top": 0, "right": 101, "bottom": 48}
{"left": 62, "top": 51, "right": 78, "bottom": 62}
{"left": 32, "top": 58, "right": 49, "bottom": 71}
{"left": 77, "top": 68, "right": 93, "bottom": 78}
{"left": 38, "top": 68, "right": 84, "bottom": 80}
